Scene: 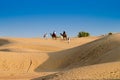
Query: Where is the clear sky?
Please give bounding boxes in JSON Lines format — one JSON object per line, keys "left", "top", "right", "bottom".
{"left": 0, "top": 0, "right": 120, "bottom": 37}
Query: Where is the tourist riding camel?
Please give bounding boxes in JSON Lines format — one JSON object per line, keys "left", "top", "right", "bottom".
{"left": 60, "top": 31, "right": 67, "bottom": 40}
{"left": 50, "top": 31, "right": 57, "bottom": 39}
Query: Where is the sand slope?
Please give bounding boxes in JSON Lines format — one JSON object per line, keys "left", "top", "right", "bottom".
{"left": 1, "top": 34, "right": 120, "bottom": 80}
{"left": 0, "top": 36, "right": 98, "bottom": 79}
{"left": 32, "top": 33, "right": 120, "bottom": 80}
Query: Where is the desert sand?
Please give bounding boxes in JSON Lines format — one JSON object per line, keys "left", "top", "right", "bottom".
{"left": 0, "top": 34, "right": 120, "bottom": 80}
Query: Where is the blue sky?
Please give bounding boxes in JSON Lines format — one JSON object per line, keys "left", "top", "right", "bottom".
{"left": 0, "top": 0, "right": 120, "bottom": 37}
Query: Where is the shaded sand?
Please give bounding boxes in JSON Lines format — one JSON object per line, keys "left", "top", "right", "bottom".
{"left": 1, "top": 34, "right": 120, "bottom": 80}
{"left": 31, "top": 33, "right": 120, "bottom": 80}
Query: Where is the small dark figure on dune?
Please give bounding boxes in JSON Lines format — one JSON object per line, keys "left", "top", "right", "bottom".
{"left": 60, "top": 31, "right": 67, "bottom": 40}
{"left": 50, "top": 31, "right": 57, "bottom": 39}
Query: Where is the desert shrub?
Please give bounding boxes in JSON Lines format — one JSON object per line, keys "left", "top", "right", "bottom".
{"left": 78, "top": 31, "right": 90, "bottom": 37}
{"left": 108, "top": 32, "right": 112, "bottom": 35}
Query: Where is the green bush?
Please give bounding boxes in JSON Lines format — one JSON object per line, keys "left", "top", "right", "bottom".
{"left": 108, "top": 32, "right": 112, "bottom": 35}
{"left": 78, "top": 31, "right": 90, "bottom": 37}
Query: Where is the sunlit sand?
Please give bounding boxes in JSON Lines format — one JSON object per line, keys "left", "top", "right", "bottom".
{"left": 0, "top": 34, "right": 120, "bottom": 80}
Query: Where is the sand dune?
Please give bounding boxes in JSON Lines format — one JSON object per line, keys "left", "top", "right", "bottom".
{"left": 32, "top": 33, "right": 120, "bottom": 80}
{"left": 1, "top": 34, "right": 120, "bottom": 80}
{"left": 0, "top": 36, "right": 98, "bottom": 79}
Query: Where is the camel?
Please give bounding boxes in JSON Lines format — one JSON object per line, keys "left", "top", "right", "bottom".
{"left": 60, "top": 31, "right": 67, "bottom": 40}
{"left": 50, "top": 32, "right": 57, "bottom": 39}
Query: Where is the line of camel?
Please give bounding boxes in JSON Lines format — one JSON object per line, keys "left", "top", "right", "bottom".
{"left": 50, "top": 31, "right": 67, "bottom": 40}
